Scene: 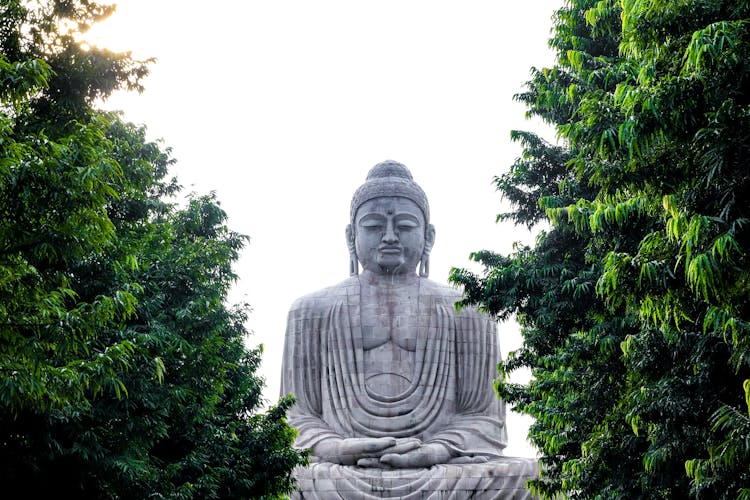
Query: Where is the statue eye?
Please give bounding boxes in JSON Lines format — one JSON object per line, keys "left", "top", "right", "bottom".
{"left": 396, "top": 219, "right": 418, "bottom": 231}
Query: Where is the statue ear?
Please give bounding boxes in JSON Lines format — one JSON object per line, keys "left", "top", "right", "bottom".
{"left": 346, "top": 224, "right": 358, "bottom": 276}
{"left": 419, "top": 224, "right": 436, "bottom": 277}
{"left": 425, "top": 224, "right": 436, "bottom": 250}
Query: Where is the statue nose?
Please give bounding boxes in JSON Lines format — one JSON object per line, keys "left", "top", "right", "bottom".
{"left": 382, "top": 223, "right": 398, "bottom": 243}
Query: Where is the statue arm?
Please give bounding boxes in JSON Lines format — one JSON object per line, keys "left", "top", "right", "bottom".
{"left": 424, "top": 309, "right": 508, "bottom": 458}
{"left": 280, "top": 303, "right": 343, "bottom": 451}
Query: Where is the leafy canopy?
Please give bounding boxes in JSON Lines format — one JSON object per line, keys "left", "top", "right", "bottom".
{"left": 452, "top": 0, "right": 750, "bottom": 498}
{"left": 0, "top": 1, "right": 307, "bottom": 498}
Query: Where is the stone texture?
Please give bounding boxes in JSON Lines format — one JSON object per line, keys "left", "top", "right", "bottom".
{"left": 294, "top": 458, "right": 538, "bottom": 499}
{"left": 281, "top": 161, "right": 538, "bottom": 499}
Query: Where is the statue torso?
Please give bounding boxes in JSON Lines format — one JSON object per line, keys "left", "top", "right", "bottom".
{"left": 284, "top": 274, "right": 507, "bottom": 447}
{"left": 360, "top": 276, "right": 420, "bottom": 398}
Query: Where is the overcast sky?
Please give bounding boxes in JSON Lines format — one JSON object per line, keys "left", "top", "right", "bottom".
{"left": 89, "top": 0, "right": 562, "bottom": 458}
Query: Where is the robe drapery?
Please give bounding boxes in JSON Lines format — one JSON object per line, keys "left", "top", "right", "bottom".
{"left": 281, "top": 276, "right": 536, "bottom": 499}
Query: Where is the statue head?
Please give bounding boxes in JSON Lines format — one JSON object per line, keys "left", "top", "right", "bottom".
{"left": 347, "top": 161, "right": 436, "bottom": 277}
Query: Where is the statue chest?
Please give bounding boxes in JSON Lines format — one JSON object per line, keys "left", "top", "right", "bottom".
{"left": 359, "top": 283, "right": 420, "bottom": 398}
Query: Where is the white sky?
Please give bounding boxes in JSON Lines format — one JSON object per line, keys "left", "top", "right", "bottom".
{"left": 89, "top": 0, "right": 562, "bottom": 458}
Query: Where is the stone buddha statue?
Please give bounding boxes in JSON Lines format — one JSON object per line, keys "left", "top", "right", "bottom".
{"left": 281, "top": 161, "right": 537, "bottom": 499}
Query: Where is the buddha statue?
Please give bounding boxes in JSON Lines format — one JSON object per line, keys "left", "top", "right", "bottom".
{"left": 281, "top": 161, "right": 537, "bottom": 499}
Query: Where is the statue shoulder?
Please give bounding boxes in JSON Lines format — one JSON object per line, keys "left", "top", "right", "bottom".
{"left": 418, "top": 277, "right": 464, "bottom": 302}
{"left": 288, "top": 276, "right": 359, "bottom": 315}
{"left": 418, "top": 278, "right": 488, "bottom": 319}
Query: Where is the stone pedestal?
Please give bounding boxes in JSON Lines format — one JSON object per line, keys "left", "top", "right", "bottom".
{"left": 293, "top": 457, "right": 538, "bottom": 499}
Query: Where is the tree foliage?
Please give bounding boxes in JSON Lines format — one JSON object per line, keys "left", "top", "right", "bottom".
{"left": 452, "top": 0, "right": 750, "bottom": 497}
{"left": 0, "top": 1, "right": 306, "bottom": 497}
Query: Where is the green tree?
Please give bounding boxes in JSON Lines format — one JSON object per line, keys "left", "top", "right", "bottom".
{"left": 1, "top": 0, "right": 141, "bottom": 420}
{"left": 1, "top": 1, "right": 306, "bottom": 498}
{"left": 452, "top": 0, "right": 750, "bottom": 497}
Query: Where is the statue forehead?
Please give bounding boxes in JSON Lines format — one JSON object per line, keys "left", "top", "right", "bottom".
{"left": 355, "top": 197, "right": 424, "bottom": 221}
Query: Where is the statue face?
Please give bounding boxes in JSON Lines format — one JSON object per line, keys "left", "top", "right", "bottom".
{"left": 354, "top": 197, "right": 426, "bottom": 275}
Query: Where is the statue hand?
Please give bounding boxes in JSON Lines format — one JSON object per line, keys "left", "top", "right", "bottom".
{"left": 313, "top": 437, "right": 398, "bottom": 465}
{"left": 379, "top": 442, "right": 453, "bottom": 468}
{"left": 355, "top": 438, "right": 421, "bottom": 468}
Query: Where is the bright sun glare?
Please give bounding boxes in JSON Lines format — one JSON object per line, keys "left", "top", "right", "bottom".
{"left": 79, "top": 3, "right": 150, "bottom": 58}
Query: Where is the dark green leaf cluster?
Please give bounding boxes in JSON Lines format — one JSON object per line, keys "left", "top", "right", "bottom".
{"left": 0, "top": 1, "right": 306, "bottom": 498}
{"left": 452, "top": 0, "right": 750, "bottom": 497}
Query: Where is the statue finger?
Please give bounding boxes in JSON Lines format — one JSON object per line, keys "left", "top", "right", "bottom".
{"left": 380, "top": 451, "right": 428, "bottom": 468}
{"left": 385, "top": 440, "right": 421, "bottom": 455}
{"left": 361, "top": 437, "right": 397, "bottom": 453}
{"left": 356, "top": 457, "right": 383, "bottom": 468}
{"left": 341, "top": 437, "right": 394, "bottom": 456}
{"left": 448, "top": 455, "right": 489, "bottom": 464}
{"left": 394, "top": 438, "right": 422, "bottom": 447}
{"left": 378, "top": 453, "right": 406, "bottom": 467}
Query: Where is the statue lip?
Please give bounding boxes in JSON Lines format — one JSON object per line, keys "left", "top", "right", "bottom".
{"left": 378, "top": 246, "right": 402, "bottom": 254}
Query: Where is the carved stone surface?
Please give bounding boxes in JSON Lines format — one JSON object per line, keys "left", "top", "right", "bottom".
{"left": 281, "top": 161, "right": 538, "bottom": 499}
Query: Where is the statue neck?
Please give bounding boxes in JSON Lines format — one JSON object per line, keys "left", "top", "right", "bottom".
{"left": 360, "top": 269, "right": 420, "bottom": 287}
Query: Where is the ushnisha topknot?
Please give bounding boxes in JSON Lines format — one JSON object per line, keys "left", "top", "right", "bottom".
{"left": 350, "top": 160, "right": 430, "bottom": 225}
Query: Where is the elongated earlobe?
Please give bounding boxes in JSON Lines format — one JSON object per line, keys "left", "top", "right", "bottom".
{"left": 346, "top": 224, "right": 358, "bottom": 276}
{"left": 419, "top": 224, "right": 436, "bottom": 278}
{"left": 419, "top": 256, "right": 430, "bottom": 278}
